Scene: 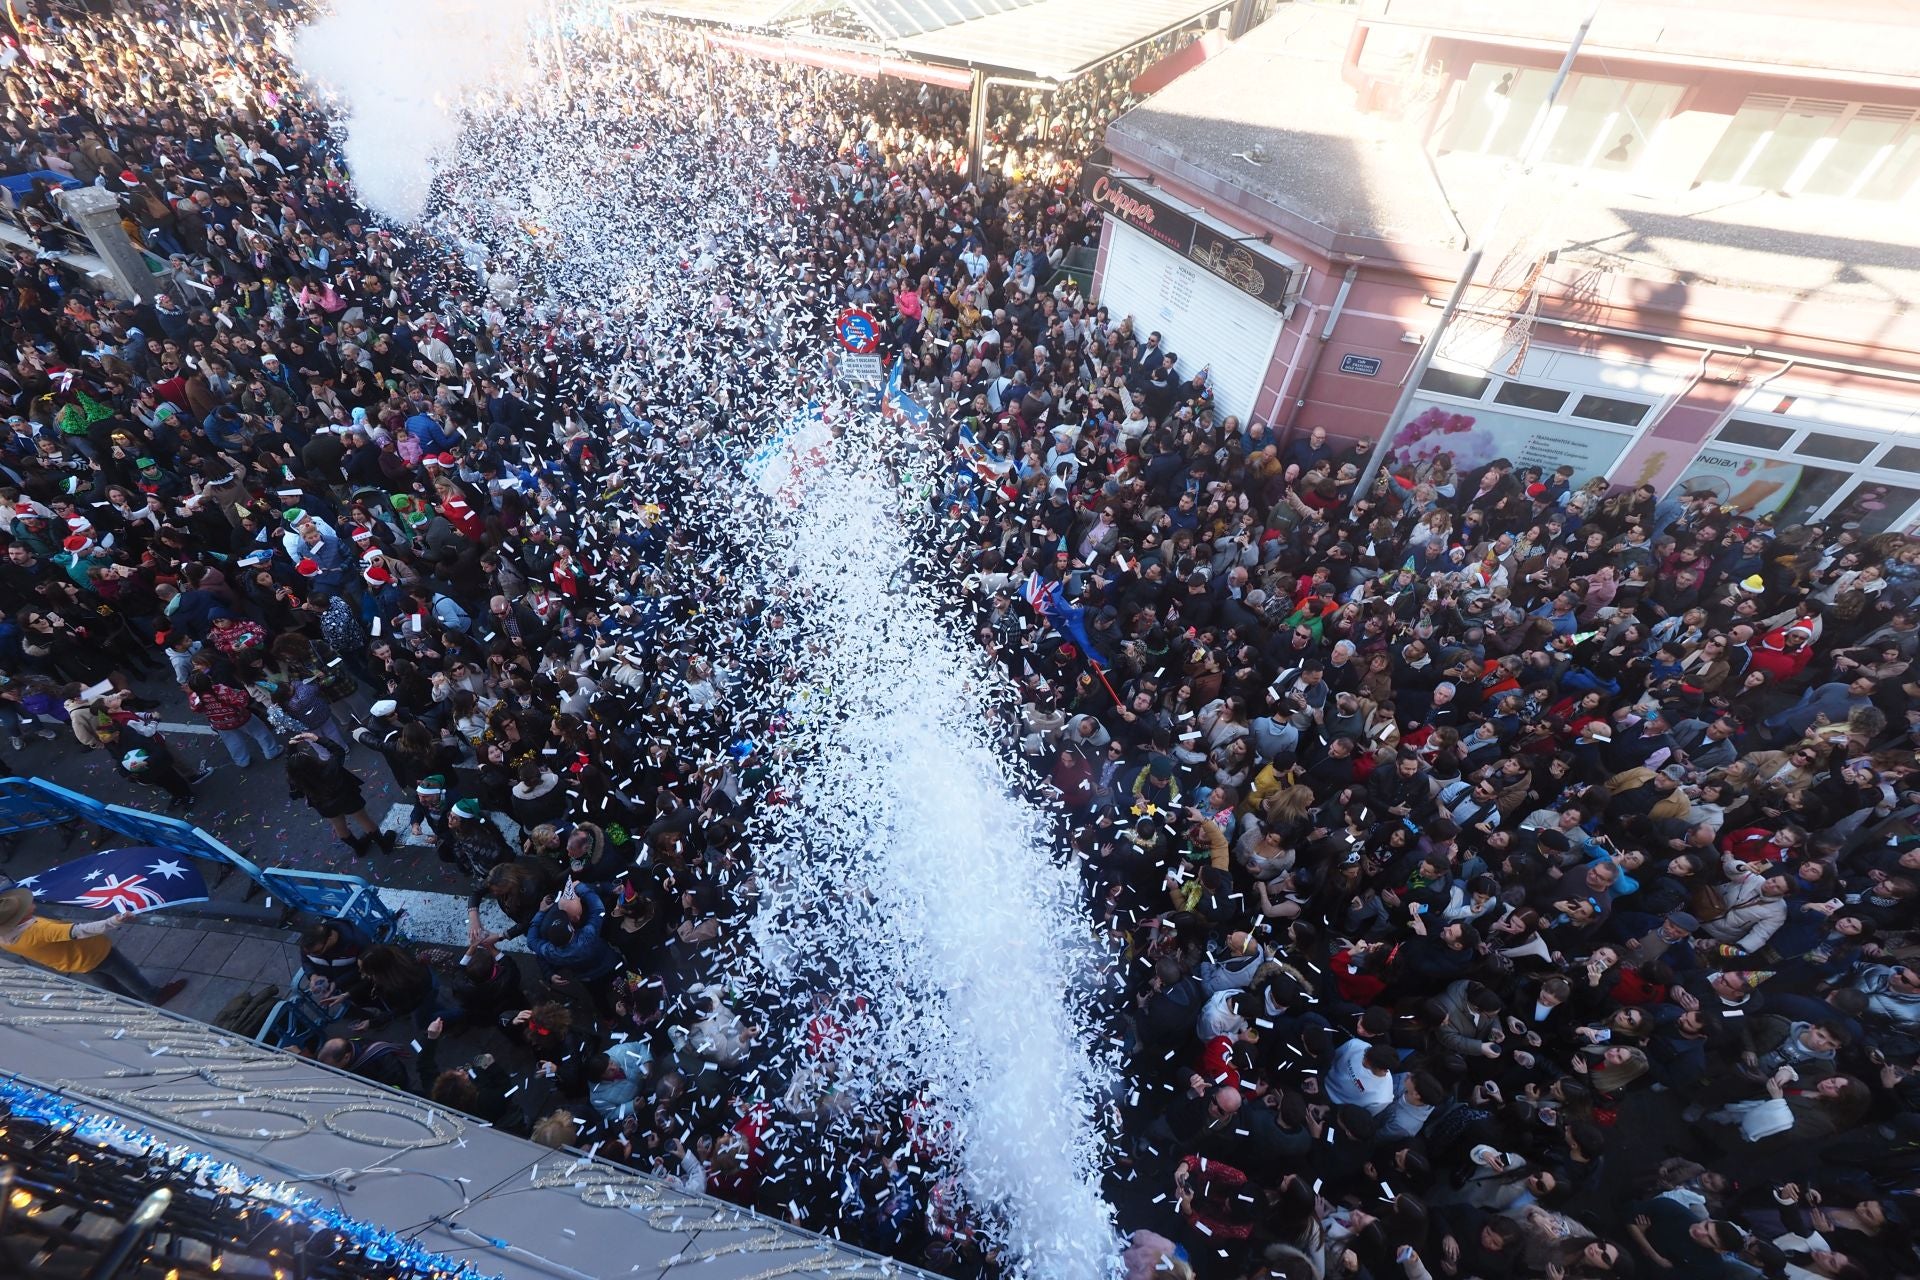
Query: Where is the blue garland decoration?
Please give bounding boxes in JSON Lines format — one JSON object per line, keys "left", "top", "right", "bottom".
{"left": 0, "top": 1076, "right": 499, "bottom": 1280}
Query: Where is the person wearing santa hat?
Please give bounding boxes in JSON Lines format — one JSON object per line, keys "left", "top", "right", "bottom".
{"left": 51, "top": 531, "right": 110, "bottom": 589}
{"left": 288, "top": 514, "right": 349, "bottom": 594}
{"left": 1748, "top": 619, "right": 1820, "bottom": 684}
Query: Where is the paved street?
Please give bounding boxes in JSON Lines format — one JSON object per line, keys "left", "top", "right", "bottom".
{"left": 0, "top": 676, "right": 504, "bottom": 943}
{"left": 107, "top": 912, "right": 305, "bottom": 1027}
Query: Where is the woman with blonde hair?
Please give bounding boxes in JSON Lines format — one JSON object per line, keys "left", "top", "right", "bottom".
{"left": 1583, "top": 1044, "right": 1652, "bottom": 1123}
{"left": 1258, "top": 783, "right": 1317, "bottom": 841}
{"left": 1407, "top": 508, "right": 1454, "bottom": 551}
{"left": 530, "top": 1110, "right": 579, "bottom": 1150}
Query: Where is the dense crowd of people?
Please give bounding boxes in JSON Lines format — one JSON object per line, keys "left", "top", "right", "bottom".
{"left": 0, "top": 3, "right": 1914, "bottom": 1280}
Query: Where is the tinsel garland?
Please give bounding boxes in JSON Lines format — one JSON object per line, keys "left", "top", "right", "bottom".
{"left": 0, "top": 1076, "right": 498, "bottom": 1279}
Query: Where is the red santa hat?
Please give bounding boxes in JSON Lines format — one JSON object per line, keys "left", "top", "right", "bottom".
{"left": 296, "top": 557, "right": 321, "bottom": 577}
{"left": 61, "top": 534, "right": 92, "bottom": 554}
{"left": 363, "top": 564, "right": 393, "bottom": 586}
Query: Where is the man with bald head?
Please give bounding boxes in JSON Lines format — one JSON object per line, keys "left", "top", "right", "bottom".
{"left": 1144, "top": 1078, "right": 1244, "bottom": 1159}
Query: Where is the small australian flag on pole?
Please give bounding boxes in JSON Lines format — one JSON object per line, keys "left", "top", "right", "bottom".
{"left": 15, "top": 847, "right": 209, "bottom": 916}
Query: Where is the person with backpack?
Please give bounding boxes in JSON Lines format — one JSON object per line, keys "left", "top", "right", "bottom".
{"left": 185, "top": 671, "right": 283, "bottom": 768}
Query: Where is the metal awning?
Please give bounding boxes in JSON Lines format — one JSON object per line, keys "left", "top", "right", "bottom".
{"left": 707, "top": 31, "right": 976, "bottom": 87}
{"left": 844, "top": 0, "right": 1046, "bottom": 40}
{"left": 627, "top": 0, "right": 1230, "bottom": 83}
{"left": 890, "top": 0, "right": 1230, "bottom": 81}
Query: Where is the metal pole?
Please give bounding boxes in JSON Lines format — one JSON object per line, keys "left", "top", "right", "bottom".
{"left": 966, "top": 68, "right": 988, "bottom": 183}
{"left": 1347, "top": 0, "right": 1602, "bottom": 513}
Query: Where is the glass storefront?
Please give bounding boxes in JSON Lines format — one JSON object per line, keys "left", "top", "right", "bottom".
{"left": 1666, "top": 396, "right": 1920, "bottom": 533}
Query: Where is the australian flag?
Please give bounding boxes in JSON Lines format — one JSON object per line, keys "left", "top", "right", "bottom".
{"left": 15, "top": 847, "right": 209, "bottom": 916}
{"left": 1023, "top": 571, "right": 1109, "bottom": 668}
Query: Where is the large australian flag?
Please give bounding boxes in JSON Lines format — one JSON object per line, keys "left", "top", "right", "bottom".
{"left": 16, "top": 847, "right": 209, "bottom": 916}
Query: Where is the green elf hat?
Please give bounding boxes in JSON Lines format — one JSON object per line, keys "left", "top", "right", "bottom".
{"left": 391, "top": 494, "right": 429, "bottom": 528}
{"left": 416, "top": 774, "right": 448, "bottom": 795}
{"left": 452, "top": 798, "right": 482, "bottom": 819}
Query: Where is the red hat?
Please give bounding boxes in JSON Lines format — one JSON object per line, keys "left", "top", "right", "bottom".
{"left": 349, "top": 525, "right": 374, "bottom": 543}
{"left": 61, "top": 534, "right": 91, "bottom": 553}
{"left": 296, "top": 557, "right": 320, "bottom": 577}
{"left": 1526, "top": 482, "right": 1548, "bottom": 499}
{"left": 363, "top": 564, "right": 393, "bottom": 586}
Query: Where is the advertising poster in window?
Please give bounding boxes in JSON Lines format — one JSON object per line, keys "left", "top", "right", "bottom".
{"left": 1665, "top": 449, "right": 1802, "bottom": 519}
{"left": 1382, "top": 395, "right": 1633, "bottom": 485}
{"left": 1671, "top": 449, "right": 1920, "bottom": 533}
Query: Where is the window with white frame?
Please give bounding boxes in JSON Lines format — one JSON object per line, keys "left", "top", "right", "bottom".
{"left": 1686, "top": 414, "right": 1920, "bottom": 533}
{"left": 1697, "top": 95, "right": 1920, "bottom": 200}
{"left": 1419, "top": 367, "right": 1656, "bottom": 428}
{"left": 1439, "top": 65, "right": 1680, "bottom": 171}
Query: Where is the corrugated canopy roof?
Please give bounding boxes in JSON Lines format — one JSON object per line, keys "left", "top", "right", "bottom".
{"left": 627, "top": 0, "right": 1228, "bottom": 80}
{"left": 891, "top": 0, "right": 1227, "bottom": 80}
{"left": 620, "top": 0, "right": 808, "bottom": 27}
{"left": 845, "top": 0, "right": 1047, "bottom": 41}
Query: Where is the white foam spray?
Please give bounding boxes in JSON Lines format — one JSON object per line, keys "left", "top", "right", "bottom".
{"left": 291, "top": 11, "right": 1122, "bottom": 1275}
{"left": 293, "top": 0, "right": 537, "bottom": 223}
{"left": 752, "top": 432, "right": 1121, "bottom": 1277}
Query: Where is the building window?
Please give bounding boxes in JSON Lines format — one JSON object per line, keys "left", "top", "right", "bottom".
{"left": 1442, "top": 64, "right": 1556, "bottom": 158}
{"left": 1715, "top": 418, "right": 1794, "bottom": 450}
{"left": 1420, "top": 367, "right": 1492, "bottom": 400}
{"left": 1570, "top": 394, "right": 1650, "bottom": 426}
{"left": 1545, "top": 79, "right": 1682, "bottom": 172}
{"left": 1796, "top": 433, "right": 1876, "bottom": 463}
{"left": 1746, "top": 102, "right": 1844, "bottom": 192}
{"left": 1878, "top": 444, "right": 1920, "bottom": 474}
{"left": 1860, "top": 132, "right": 1920, "bottom": 202}
{"left": 1492, "top": 381, "right": 1569, "bottom": 413}
{"left": 1443, "top": 65, "right": 1678, "bottom": 172}
{"left": 1802, "top": 108, "right": 1912, "bottom": 197}
{"left": 1699, "top": 95, "right": 1920, "bottom": 200}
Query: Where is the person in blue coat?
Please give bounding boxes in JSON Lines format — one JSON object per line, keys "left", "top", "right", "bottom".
{"left": 528, "top": 883, "right": 621, "bottom": 1011}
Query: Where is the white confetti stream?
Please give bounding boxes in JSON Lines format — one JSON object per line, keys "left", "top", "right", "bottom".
{"left": 294, "top": 0, "right": 537, "bottom": 224}
{"left": 753, "top": 427, "right": 1121, "bottom": 1279}
{"left": 293, "top": 8, "right": 1123, "bottom": 1275}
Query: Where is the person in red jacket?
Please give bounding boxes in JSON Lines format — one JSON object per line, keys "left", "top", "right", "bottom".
{"left": 433, "top": 473, "right": 485, "bottom": 539}
{"left": 1747, "top": 621, "right": 1817, "bottom": 682}
{"left": 1720, "top": 823, "right": 1808, "bottom": 866}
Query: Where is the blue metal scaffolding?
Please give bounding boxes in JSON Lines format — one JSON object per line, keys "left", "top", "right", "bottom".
{"left": 0, "top": 777, "right": 400, "bottom": 1048}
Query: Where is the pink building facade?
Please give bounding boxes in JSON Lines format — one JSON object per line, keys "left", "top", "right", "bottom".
{"left": 1095, "top": 0, "right": 1920, "bottom": 533}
